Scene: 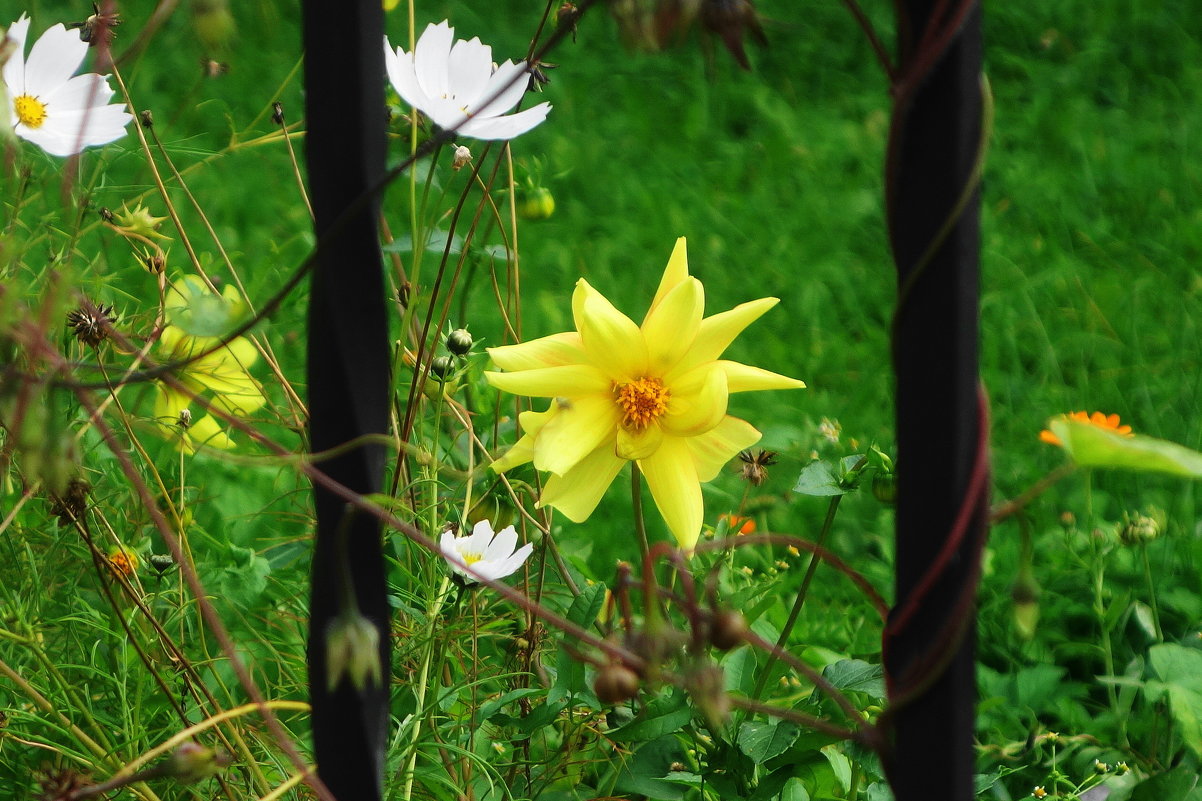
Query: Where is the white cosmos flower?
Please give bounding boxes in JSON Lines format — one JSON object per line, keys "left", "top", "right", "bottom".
{"left": 3, "top": 15, "right": 132, "bottom": 156}
{"left": 384, "top": 21, "right": 551, "bottom": 141}
{"left": 439, "top": 520, "right": 533, "bottom": 583}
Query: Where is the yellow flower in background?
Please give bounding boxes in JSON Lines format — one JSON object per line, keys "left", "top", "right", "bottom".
{"left": 486, "top": 237, "right": 805, "bottom": 550}
{"left": 107, "top": 544, "right": 138, "bottom": 577}
{"left": 1040, "top": 410, "right": 1132, "bottom": 447}
{"left": 154, "top": 276, "right": 265, "bottom": 453}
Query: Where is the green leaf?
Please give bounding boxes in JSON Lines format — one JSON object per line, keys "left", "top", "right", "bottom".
{"left": 820, "top": 746, "right": 852, "bottom": 794}
{"left": 612, "top": 736, "right": 688, "bottom": 801}
{"left": 779, "top": 778, "right": 811, "bottom": 801}
{"left": 737, "top": 720, "right": 802, "bottom": 762}
{"left": 1130, "top": 764, "right": 1200, "bottom": 801}
{"left": 548, "top": 584, "right": 607, "bottom": 704}
{"left": 1148, "top": 644, "right": 1202, "bottom": 758}
{"left": 1049, "top": 419, "right": 1202, "bottom": 477}
{"left": 821, "top": 659, "right": 886, "bottom": 700}
{"left": 793, "top": 461, "right": 847, "bottom": 496}
{"left": 609, "top": 689, "right": 693, "bottom": 742}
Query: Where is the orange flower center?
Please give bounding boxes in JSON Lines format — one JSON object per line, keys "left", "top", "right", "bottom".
{"left": 15, "top": 95, "right": 47, "bottom": 128}
{"left": 614, "top": 377, "right": 670, "bottom": 429}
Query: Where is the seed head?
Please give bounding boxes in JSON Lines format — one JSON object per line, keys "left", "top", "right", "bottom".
{"left": 737, "top": 449, "right": 776, "bottom": 486}
{"left": 67, "top": 303, "right": 116, "bottom": 347}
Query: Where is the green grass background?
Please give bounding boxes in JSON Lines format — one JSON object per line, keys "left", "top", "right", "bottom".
{"left": 3, "top": 0, "right": 1202, "bottom": 795}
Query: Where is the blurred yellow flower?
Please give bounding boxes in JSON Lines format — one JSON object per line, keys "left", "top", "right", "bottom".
{"left": 1040, "top": 410, "right": 1132, "bottom": 447}
{"left": 154, "top": 276, "right": 265, "bottom": 453}
{"left": 486, "top": 237, "right": 804, "bottom": 550}
{"left": 107, "top": 544, "right": 138, "bottom": 577}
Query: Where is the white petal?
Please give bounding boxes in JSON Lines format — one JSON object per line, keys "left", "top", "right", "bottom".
{"left": 464, "top": 519, "right": 496, "bottom": 553}
{"left": 413, "top": 21, "right": 454, "bottom": 102}
{"left": 459, "top": 102, "right": 551, "bottom": 140}
{"left": 43, "top": 72, "right": 115, "bottom": 112}
{"left": 484, "top": 525, "right": 519, "bottom": 561}
{"left": 384, "top": 38, "right": 429, "bottom": 112}
{"left": 22, "top": 23, "right": 85, "bottom": 97}
{"left": 446, "top": 37, "right": 492, "bottom": 107}
{"left": 440, "top": 530, "right": 466, "bottom": 565}
{"left": 3, "top": 16, "right": 31, "bottom": 93}
{"left": 473, "top": 60, "right": 531, "bottom": 118}
{"left": 496, "top": 542, "right": 534, "bottom": 578}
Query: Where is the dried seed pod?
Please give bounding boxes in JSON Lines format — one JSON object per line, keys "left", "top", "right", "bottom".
{"left": 593, "top": 663, "right": 640, "bottom": 704}
{"left": 709, "top": 610, "right": 747, "bottom": 651}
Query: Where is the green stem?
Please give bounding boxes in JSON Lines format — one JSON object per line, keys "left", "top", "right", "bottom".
{"left": 631, "top": 465, "right": 651, "bottom": 560}
{"left": 1141, "top": 544, "right": 1164, "bottom": 641}
{"left": 400, "top": 575, "right": 452, "bottom": 801}
{"left": 747, "top": 495, "right": 843, "bottom": 706}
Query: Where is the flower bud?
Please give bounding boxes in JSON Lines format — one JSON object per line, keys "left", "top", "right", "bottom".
{"left": 451, "top": 145, "right": 472, "bottom": 171}
{"left": 149, "top": 553, "right": 176, "bottom": 575}
{"left": 1118, "top": 508, "right": 1163, "bottom": 545}
{"left": 517, "top": 187, "right": 555, "bottom": 220}
{"left": 593, "top": 663, "right": 640, "bottom": 704}
{"left": 446, "top": 328, "right": 473, "bottom": 356}
{"left": 168, "top": 741, "right": 232, "bottom": 785}
{"left": 191, "top": 0, "right": 236, "bottom": 53}
{"left": 871, "top": 472, "right": 897, "bottom": 505}
{"left": 112, "top": 202, "right": 169, "bottom": 240}
{"left": 326, "top": 611, "right": 383, "bottom": 692}
{"left": 429, "top": 355, "right": 455, "bottom": 381}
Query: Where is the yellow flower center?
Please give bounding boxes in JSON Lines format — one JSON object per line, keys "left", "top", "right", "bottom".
{"left": 461, "top": 551, "right": 482, "bottom": 566}
{"left": 614, "top": 377, "right": 670, "bottom": 430}
{"left": 15, "top": 95, "right": 47, "bottom": 128}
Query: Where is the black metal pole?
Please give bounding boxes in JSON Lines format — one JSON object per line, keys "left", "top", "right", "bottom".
{"left": 302, "top": 1, "right": 391, "bottom": 799}
{"left": 883, "top": 1, "right": 987, "bottom": 798}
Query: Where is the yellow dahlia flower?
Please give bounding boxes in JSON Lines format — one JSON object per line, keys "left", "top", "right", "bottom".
{"left": 486, "top": 237, "right": 805, "bottom": 550}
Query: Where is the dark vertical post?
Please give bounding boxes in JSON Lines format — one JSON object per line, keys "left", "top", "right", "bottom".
{"left": 302, "top": 1, "right": 391, "bottom": 799}
{"left": 883, "top": 1, "right": 986, "bottom": 798}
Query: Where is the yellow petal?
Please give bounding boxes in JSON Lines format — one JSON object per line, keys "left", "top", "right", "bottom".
{"left": 538, "top": 444, "right": 626, "bottom": 522}
{"left": 720, "top": 361, "right": 806, "bottom": 393}
{"left": 646, "top": 236, "right": 690, "bottom": 315}
{"left": 616, "top": 422, "right": 664, "bottom": 460}
{"left": 486, "top": 364, "right": 610, "bottom": 398}
{"left": 662, "top": 364, "right": 728, "bottom": 437}
{"left": 189, "top": 414, "right": 236, "bottom": 449}
{"left": 532, "top": 395, "right": 621, "bottom": 475}
{"left": 638, "top": 437, "right": 703, "bottom": 550}
{"left": 488, "top": 332, "right": 585, "bottom": 371}
{"left": 154, "top": 383, "right": 191, "bottom": 422}
{"left": 688, "top": 415, "right": 762, "bottom": 482}
{"left": 572, "top": 279, "right": 647, "bottom": 380}
{"left": 667, "top": 297, "right": 779, "bottom": 379}
{"left": 641, "top": 276, "right": 704, "bottom": 375}
{"left": 491, "top": 405, "right": 557, "bottom": 473}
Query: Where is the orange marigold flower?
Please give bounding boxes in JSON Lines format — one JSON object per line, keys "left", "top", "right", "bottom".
{"left": 1039, "top": 410, "right": 1133, "bottom": 447}
{"left": 719, "top": 513, "right": 756, "bottom": 535}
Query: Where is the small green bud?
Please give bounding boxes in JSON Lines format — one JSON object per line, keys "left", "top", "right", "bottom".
{"left": 446, "top": 328, "right": 473, "bottom": 356}
{"left": 517, "top": 187, "right": 555, "bottom": 220}
{"left": 429, "top": 355, "right": 455, "bottom": 381}
{"left": 168, "top": 741, "right": 231, "bottom": 784}
{"left": 326, "top": 612, "right": 382, "bottom": 692}
{"left": 871, "top": 472, "right": 897, "bottom": 505}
